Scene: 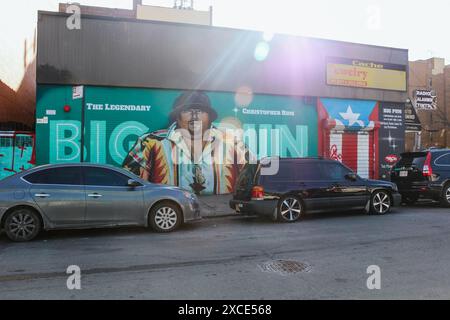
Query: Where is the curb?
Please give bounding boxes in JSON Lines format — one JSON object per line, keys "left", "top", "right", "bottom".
{"left": 197, "top": 213, "right": 258, "bottom": 220}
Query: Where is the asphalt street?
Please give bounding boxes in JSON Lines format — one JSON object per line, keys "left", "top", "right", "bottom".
{"left": 0, "top": 202, "right": 449, "bottom": 299}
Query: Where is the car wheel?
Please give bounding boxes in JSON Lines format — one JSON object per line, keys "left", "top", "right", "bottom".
{"left": 277, "top": 196, "right": 303, "bottom": 223}
{"left": 4, "top": 208, "right": 41, "bottom": 242}
{"left": 441, "top": 184, "right": 450, "bottom": 208}
{"left": 149, "top": 201, "right": 182, "bottom": 233}
{"left": 370, "top": 190, "right": 391, "bottom": 215}
{"left": 402, "top": 194, "right": 418, "bottom": 205}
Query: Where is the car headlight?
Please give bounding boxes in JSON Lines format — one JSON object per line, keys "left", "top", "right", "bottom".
{"left": 392, "top": 183, "right": 398, "bottom": 192}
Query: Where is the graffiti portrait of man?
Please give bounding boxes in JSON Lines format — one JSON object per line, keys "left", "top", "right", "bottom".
{"left": 122, "top": 91, "right": 250, "bottom": 195}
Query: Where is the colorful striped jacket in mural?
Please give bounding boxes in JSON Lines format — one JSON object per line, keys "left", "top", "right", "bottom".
{"left": 122, "top": 123, "right": 250, "bottom": 195}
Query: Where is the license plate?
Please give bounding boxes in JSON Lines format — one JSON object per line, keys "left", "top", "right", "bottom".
{"left": 399, "top": 171, "right": 408, "bottom": 177}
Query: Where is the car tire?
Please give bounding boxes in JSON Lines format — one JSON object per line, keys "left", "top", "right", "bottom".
{"left": 370, "top": 190, "right": 391, "bottom": 215}
{"left": 402, "top": 194, "right": 418, "bottom": 205}
{"left": 4, "top": 208, "right": 41, "bottom": 242}
{"left": 149, "top": 201, "right": 182, "bottom": 233}
{"left": 277, "top": 196, "right": 303, "bottom": 223}
{"left": 440, "top": 184, "right": 450, "bottom": 208}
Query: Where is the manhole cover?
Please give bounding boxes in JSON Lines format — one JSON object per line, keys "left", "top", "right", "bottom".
{"left": 258, "top": 260, "right": 311, "bottom": 276}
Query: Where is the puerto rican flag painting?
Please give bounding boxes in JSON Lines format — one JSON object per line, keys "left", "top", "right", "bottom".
{"left": 317, "top": 98, "right": 379, "bottom": 179}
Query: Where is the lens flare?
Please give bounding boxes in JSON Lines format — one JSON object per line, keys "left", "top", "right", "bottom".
{"left": 234, "top": 86, "right": 254, "bottom": 107}
{"left": 254, "top": 41, "right": 270, "bottom": 62}
{"left": 218, "top": 117, "right": 244, "bottom": 143}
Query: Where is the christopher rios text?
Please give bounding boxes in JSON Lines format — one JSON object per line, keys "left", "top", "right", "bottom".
{"left": 178, "top": 304, "right": 272, "bottom": 317}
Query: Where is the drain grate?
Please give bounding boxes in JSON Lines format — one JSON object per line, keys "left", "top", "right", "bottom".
{"left": 258, "top": 260, "right": 311, "bottom": 276}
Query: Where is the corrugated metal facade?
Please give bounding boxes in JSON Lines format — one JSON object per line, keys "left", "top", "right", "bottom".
{"left": 37, "top": 11, "right": 408, "bottom": 103}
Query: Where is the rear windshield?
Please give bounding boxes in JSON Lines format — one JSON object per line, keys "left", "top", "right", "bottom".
{"left": 236, "top": 163, "right": 259, "bottom": 189}
{"left": 267, "top": 161, "right": 324, "bottom": 181}
{"left": 396, "top": 153, "right": 426, "bottom": 168}
{"left": 269, "top": 161, "right": 298, "bottom": 181}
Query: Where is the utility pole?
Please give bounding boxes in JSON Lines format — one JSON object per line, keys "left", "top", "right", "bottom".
{"left": 133, "top": 0, "right": 142, "bottom": 12}
{"left": 429, "top": 76, "right": 433, "bottom": 146}
{"left": 445, "top": 65, "right": 449, "bottom": 147}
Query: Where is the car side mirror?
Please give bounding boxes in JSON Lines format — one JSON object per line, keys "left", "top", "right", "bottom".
{"left": 127, "top": 179, "right": 141, "bottom": 187}
{"left": 345, "top": 173, "right": 358, "bottom": 181}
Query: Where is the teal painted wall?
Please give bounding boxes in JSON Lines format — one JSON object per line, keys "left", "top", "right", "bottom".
{"left": 0, "top": 133, "right": 34, "bottom": 180}
{"left": 36, "top": 85, "right": 318, "bottom": 167}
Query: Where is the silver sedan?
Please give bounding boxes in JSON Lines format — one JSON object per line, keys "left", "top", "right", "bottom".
{"left": 0, "top": 163, "right": 201, "bottom": 241}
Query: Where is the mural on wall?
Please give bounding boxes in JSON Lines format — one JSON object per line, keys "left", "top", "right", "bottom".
{"left": 317, "top": 98, "right": 379, "bottom": 179}
{"left": 378, "top": 102, "right": 405, "bottom": 180}
{"left": 0, "top": 132, "right": 35, "bottom": 180}
{"left": 36, "top": 86, "right": 318, "bottom": 194}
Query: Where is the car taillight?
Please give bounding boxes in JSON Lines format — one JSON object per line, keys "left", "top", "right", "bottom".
{"left": 251, "top": 186, "right": 264, "bottom": 200}
{"left": 423, "top": 152, "right": 433, "bottom": 177}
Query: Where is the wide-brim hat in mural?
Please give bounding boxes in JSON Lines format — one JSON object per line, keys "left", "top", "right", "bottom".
{"left": 169, "top": 91, "right": 218, "bottom": 123}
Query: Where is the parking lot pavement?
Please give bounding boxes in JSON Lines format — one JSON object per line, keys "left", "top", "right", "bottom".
{"left": 1, "top": 203, "right": 450, "bottom": 299}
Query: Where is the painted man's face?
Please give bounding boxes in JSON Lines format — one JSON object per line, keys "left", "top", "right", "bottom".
{"left": 178, "top": 108, "right": 211, "bottom": 136}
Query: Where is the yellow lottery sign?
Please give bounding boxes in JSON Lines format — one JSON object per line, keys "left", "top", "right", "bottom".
{"left": 327, "top": 58, "right": 407, "bottom": 91}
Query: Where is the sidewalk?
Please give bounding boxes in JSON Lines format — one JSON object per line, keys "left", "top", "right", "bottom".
{"left": 197, "top": 194, "right": 239, "bottom": 218}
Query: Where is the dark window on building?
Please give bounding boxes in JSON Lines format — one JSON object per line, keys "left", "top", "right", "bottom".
{"left": 0, "top": 137, "right": 12, "bottom": 147}
{"left": 83, "top": 167, "right": 130, "bottom": 186}
{"left": 24, "top": 167, "right": 82, "bottom": 185}
{"left": 15, "top": 135, "right": 33, "bottom": 147}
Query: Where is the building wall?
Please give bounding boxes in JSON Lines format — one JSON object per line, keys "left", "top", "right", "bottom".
{"left": 0, "top": 132, "right": 35, "bottom": 180}
{"left": 445, "top": 66, "right": 450, "bottom": 146}
{"left": 58, "top": 3, "right": 135, "bottom": 19}
{"left": 35, "top": 85, "right": 318, "bottom": 194}
{"left": 408, "top": 58, "right": 450, "bottom": 150}
{"left": 37, "top": 12, "right": 408, "bottom": 104}
{"left": 35, "top": 11, "right": 410, "bottom": 188}
{"left": 0, "top": 2, "right": 44, "bottom": 130}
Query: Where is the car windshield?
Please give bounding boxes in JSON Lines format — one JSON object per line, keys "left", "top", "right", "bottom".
{"left": 396, "top": 153, "right": 427, "bottom": 168}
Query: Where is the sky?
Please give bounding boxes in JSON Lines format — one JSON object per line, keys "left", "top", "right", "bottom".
{"left": 58, "top": 0, "right": 450, "bottom": 63}
{"left": 1, "top": 0, "right": 449, "bottom": 84}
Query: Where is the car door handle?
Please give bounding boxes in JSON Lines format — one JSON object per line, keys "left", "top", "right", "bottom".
{"left": 333, "top": 182, "right": 341, "bottom": 187}
{"left": 327, "top": 183, "right": 341, "bottom": 191}
{"left": 34, "top": 193, "right": 50, "bottom": 198}
{"left": 88, "top": 193, "right": 103, "bottom": 198}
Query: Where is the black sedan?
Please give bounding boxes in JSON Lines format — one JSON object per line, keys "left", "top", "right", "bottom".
{"left": 230, "top": 157, "right": 402, "bottom": 222}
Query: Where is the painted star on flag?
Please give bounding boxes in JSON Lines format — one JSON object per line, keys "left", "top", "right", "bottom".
{"left": 339, "top": 106, "right": 364, "bottom": 127}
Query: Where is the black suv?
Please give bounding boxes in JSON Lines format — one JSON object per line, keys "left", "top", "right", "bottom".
{"left": 390, "top": 148, "right": 450, "bottom": 207}
{"left": 230, "top": 157, "right": 401, "bottom": 222}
